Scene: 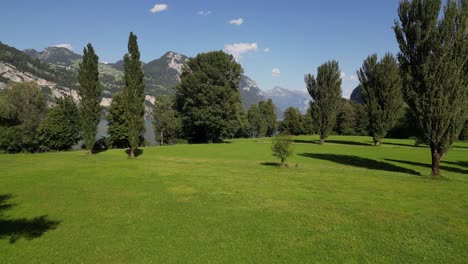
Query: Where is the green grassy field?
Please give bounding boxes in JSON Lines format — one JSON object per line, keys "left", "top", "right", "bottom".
{"left": 0, "top": 136, "right": 467, "bottom": 263}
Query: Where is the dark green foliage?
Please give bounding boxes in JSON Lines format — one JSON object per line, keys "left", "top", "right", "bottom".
{"left": 0, "top": 82, "right": 47, "bottom": 153}
{"left": 123, "top": 33, "right": 145, "bottom": 157}
{"left": 247, "top": 104, "right": 266, "bottom": 137}
{"left": 357, "top": 53, "right": 403, "bottom": 145}
{"left": 271, "top": 134, "right": 293, "bottom": 166}
{"left": 107, "top": 92, "right": 129, "bottom": 149}
{"left": 38, "top": 96, "right": 80, "bottom": 151}
{"left": 78, "top": 43, "right": 102, "bottom": 154}
{"left": 335, "top": 100, "right": 357, "bottom": 135}
{"left": 459, "top": 121, "right": 468, "bottom": 141}
{"left": 394, "top": 0, "right": 468, "bottom": 175}
{"left": 305, "top": 60, "right": 342, "bottom": 144}
{"left": 280, "top": 107, "right": 304, "bottom": 135}
{"left": 153, "top": 95, "right": 182, "bottom": 145}
{"left": 351, "top": 101, "right": 369, "bottom": 136}
{"left": 302, "top": 106, "right": 316, "bottom": 135}
{"left": 175, "top": 51, "right": 244, "bottom": 143}
{"left": 387, "top": 106, "right": 420, "bottom": 139}
{"left": 259, "top": 99, "right": 278, "bottom": 137}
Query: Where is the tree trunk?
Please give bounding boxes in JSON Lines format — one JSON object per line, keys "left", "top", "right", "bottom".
{"left": 431, "top": 145, "right": 441, "bottom": 176}
{"left": 319, "top": 136, "right": 324, "bottom": 145}
{"left": 130, "top": 147, "right": 135, "bottom": 158}
{"left": 160, "top": 131, "right": 164, "bottom": 146}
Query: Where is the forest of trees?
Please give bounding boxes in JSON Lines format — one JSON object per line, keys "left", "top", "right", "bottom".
{"left": 0, "top": 0, "right": 466, "bottom": 175}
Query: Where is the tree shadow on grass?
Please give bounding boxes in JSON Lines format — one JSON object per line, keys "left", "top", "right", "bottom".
{"left": 293, "top": 139, "right": 371, "bottom": 146}
{"left": 299, "top": 153, "right": 420, "bottom": 176}
{"left": 386, "top": 159, "right": 468, "bottom": 175}
{"left": 260, "top": 162, "right": 281, "bottom": 167}
{"left": 441, "top": 160, "right": 468, "bottom": 168}
{"left": 124, "top": 148, "right": 144, "bottom": 157}
{"left": 0, "top": 194, "right": 60, "bottom": 244}
{"left": 327, "top": 140, "right": 372, "bottom": 147}
{"left": 365, "top": 141, "right": 426, "bottom": 148}
{"left": 293, "top": 139, "right": 321, "bottom": 145}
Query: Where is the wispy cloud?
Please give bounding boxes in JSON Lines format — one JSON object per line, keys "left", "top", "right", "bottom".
{"left": 272, "top": 68, "right": 281, "bottom": 78}
{"left": 264, "top": 48, "right": 270, "bottom": 53}
{"left": 198, "top": 10, "right": 212, "bottom": 16}
{"left": 52, "top": 44, "right": 73, "bottom": 51}
{"left": 150, "top": 4, "right": 168, "bottom": 13}
{"left": 224, "top": 42, "right": 258, "bottom": 61}
{"left": 229, "top": 18, "right": 244, "bottom": 26}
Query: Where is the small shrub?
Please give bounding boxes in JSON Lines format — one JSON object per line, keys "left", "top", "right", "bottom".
{"left": 272, "top": 134, "right": 293, "bottom": 166}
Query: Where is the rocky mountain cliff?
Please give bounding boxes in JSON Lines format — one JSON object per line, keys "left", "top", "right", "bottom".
{"left": 0, "top": 42, "right": 265, "bottom": 110}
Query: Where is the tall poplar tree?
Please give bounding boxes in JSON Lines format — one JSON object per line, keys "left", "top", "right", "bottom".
{"left": 78, "top": 43, "right": 102, "bottom": 154}
{"left": 123, "top": 32, "right": 145, "bottom": 158}
{"left": 357, "top": 53, "right": 403, "bottom": 145}
{"left": 394, "top": 0, "right": 468, "bottom": 176}
{"left": 305, "top": 60, "right": 342, "bottom": 144}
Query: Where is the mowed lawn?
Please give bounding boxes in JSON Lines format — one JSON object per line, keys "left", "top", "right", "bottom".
{"left": 0, "top": 136, "right": 467, "bottom": 263}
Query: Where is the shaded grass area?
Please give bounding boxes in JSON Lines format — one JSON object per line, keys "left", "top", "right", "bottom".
{"left": 0, "top": 135, "right": 467, "bottom": 263}
{"left": 0, "top": 195, "right": 60, "bottom": 243}
{"left": 300, "top": 153, "right": 420, "bottom": 175}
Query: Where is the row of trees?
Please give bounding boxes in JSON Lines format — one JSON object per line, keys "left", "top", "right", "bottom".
{"left": 1, "top": 0, "right": 466, "bottom": 175}
{"left": 0, "top": 33, "right": 146, "bottom": 157}
{"left": 304, "top": 0, "right": 467, "bottom": 176}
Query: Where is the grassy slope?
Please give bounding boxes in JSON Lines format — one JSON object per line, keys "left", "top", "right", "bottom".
{"left": 0, "top": 136, "right": 467, "bottom": 263}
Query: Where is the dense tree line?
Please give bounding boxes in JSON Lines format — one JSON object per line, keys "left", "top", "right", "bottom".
{"left": 1, "top": 2, "right": 466, "bottom": 177}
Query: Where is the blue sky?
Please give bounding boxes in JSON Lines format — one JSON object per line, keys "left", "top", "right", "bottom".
{"left": 1, "top": 0, "right": 401, "bottom": 98}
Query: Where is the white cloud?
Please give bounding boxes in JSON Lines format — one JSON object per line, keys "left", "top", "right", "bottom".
{"left": 150, "top": 4, "right": 168, "bottom": 13}
{"left": 340, "top": 72, "right": 358, "bottom": 82}
{"left": 272, "top": 68, "right": 281, "bottom": 78}
{"left": 52, "top": 44, "right": 73, "bottom": 51}
{"left": 229, "top": 18, "right": 244, "bottom": 26}
{"left": 198, "top": 10, "right": 212, "bottom": 16}
{"left": 224, "top": 42, "right": 258, "bottom": 60}
{"left": 264, "top": 48, "right": 270, "bottom": 53}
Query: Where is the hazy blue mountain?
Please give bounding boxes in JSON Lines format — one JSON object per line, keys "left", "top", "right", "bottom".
{"left": 263, "top": 86, "right": 311, "bottom": 119}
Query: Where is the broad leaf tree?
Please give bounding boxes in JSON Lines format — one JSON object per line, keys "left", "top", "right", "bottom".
{"left": 175, "top": 51, "right": 244, "bottom": 143}
{"left": 123, "top": 32, "right": 145, "bottom": 158}
{"left": 280, "top": 107, "right": 304, "bottom": 135}
{"left": 78, "top": 43, "right": 102, "bottom": 154}
{"left": 357, "top": 53, "right": 403, "bottom": 145}
{"left": 39, "top": 96, "right": 81, "bottom": 151}
{"left": 0, "top": 82, "right": 47, "bottom": 153}
{"left": 305, "top": 60, "right": 342, "bottom": 144}
{"left": 394, "top": 0, "right": 468, "bottom": 176}
{"left": 259, "top": 99, "right": 278, "bottom": 137}
{"left": 153, "top": 95, "right": 181, "bottom": 145}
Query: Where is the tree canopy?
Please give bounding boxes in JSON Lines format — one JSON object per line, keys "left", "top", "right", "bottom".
{"left": 175, "top": 51, "right": 244, "bottom": 143}
{"left": 394, "top": 0, "right": 468, "bottom": 175}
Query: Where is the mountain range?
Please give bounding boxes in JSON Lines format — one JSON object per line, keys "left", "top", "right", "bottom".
{"left": 1, "top": 41, "right": 320, "bottom": 115}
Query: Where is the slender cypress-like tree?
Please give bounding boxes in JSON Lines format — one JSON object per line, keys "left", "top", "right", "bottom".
{"left": 394, "top": 0, "right": 468, "bottom": 176}
{"left": 357, "top": 53, "right": 403, "bottom": 145}
{"left": 78, "top": 43, "right": 102, "bottom": 154}
{"left": 123, "top": 32, "right": 145, "bottom": 158}
{"left": 305, "top": 60, "right": 342, "bottom": 144}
